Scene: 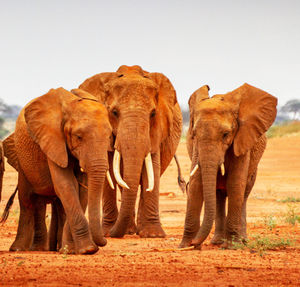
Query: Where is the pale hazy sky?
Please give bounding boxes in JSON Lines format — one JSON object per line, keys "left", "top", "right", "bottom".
{"left": 1, "top": 0, "right": 299, "bottom": 109}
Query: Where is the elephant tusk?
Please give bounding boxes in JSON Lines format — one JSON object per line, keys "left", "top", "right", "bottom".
{"left": 145, "top": 153, "right": 154, "bottom": 192}
{"left": 80, "top": 167, "right": 84, "bottom": 173}
{"left": 221, "top": 163, "right": 225, "bottom": 176}
{"left": 190, "top": 164, "right": 199, "bottom": 176}
{"left": 113, "top": 150, "right": 129, "bottom": 189}
{"left": 106, "top": 170, "right": 115, "bottom": 190}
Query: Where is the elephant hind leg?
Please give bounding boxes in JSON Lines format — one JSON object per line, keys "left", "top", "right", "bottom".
{"left": 30, "top": 195, "right": 47, "bottom": 251}
{"left": 10, "top": 172, "right": 34, "bottom": 251}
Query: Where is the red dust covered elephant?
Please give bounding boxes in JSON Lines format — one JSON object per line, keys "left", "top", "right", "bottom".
{"left": 79, "top": 65, "right": 183, "bottom": 238}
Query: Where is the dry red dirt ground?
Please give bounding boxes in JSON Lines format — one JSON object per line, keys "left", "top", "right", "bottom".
{"left": 1, "top": 136, "right": 300, "bottom": 286}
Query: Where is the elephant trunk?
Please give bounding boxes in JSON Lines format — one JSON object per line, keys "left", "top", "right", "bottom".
{"left": 109, "top": 152, "right": 144, "bottom": 237}
{"left": 87, "top": 158, "right": 108, "bottom": 246}
{"left": 110, "top": 114, "right": 150, "bottom": 237}
{"left": 191, "top": 155, "right": 217, "bottom": 248}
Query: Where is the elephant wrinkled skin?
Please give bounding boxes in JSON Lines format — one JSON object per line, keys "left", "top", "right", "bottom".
{"left": 3, "top": 88, "right": 112, "bottom": 254}
{"left": 79, "top": 65, "right": 182, "bottom": 238}
{"left": 180, "top": 84, "right": 277, "bottom": 249}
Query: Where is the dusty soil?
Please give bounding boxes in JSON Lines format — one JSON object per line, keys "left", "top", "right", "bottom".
{"left": 1, "top": 136, "right": 300, "bottom": 286}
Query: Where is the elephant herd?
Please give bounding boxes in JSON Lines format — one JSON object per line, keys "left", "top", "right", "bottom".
{"left": 0, "top": 65, "right": 277, "bottom": 254}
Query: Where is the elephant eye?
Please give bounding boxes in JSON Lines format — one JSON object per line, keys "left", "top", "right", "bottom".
{"left": 150, "top": 109, "right": 156, "bottom": 118}
{"left": 223, "top": 132, "right": 229, "bottom": 140}
{"left": 112, "top": 108, "right": 119, "bottom": 118}
{"left": 75, "top": 134, "right": 82, "bottom": 141}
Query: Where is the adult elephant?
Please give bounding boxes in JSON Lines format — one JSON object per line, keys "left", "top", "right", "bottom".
{"left": 0, "top": 141, "right": 4, "bottom": 202}
{"left": 4, "top": 87, "right": 112, "bottom": 254}
{"left": 180, "top": 84, "right": 277, "bottom": 249}
{"left": 79, "top": 65, "right": 182, "bottom": 238}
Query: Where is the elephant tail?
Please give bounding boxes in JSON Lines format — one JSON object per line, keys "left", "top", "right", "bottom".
{"left": 174, "top": 154, "right": 187, "bottom": 193}
{"left": 0, "top": 185, "right": 18, "bottom": 224}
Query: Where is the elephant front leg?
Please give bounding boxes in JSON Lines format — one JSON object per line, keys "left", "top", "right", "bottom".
{"left": 61, "top": 178, "right": 88, "bottom": 254}
{"left": 137, "top": 152, "right": 165, "bottom": 238}
{"left": 223, "top": 153, "right": 249, "bottom": 248}
{"left": 241, "top": 170, "right": 257, "bottom": 241}
{"left": 48, "top": 160, "right": 98, "bottom": 255}
{"left": 211, "top": 190, "right": 226, "bottom": 245}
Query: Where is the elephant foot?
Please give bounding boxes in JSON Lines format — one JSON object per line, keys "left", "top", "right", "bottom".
{"left": 178, "top": 238, "right": 192, "bottom": 248}
{"left": 9, "top": 241, "right": 28, "bottom": 252}
{"left": 103, "top": 223, "right": 114, "bottom": 237}
{"left": 211, "top": 234, "right": 225, "bottom": 245}
{"left": 126, "top": 221, "right": 137, "bottom": 235}
{"left": 138, "top": 223, "right": 166, "bottom": 238}
{"left": 9, "top": 245, "right": 26, "bottom": 252}
{"left": 30, "top": 243, "right": 47, "bottom": 251}
{"left": 77, "top": 244, "right": 99, "bottom": 255}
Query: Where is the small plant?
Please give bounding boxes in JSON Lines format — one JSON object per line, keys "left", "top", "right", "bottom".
{"left": 228, "top": 234, "right": 293, "bottom": 257}
{"left": 231, "top": 240, "right": 246, "bottom": 250}
{"left": 17, "top": 260, "right": 25, "bottom": 266}
{"left": 278, "top": 197, "right": 300, "bottom": 203}
{"left": 263, "top": 215, "right": 277, "bottom": 230}
{"left": 247, "top": 234, "right": 293, "bottom": 257}
{"left": 284, "top": 204, "right": 300, "bottom": 225}
{"left": 1, "top": 258, "right": 7, "bottom": 266}
{"left": 62, "top": 245, "right": 69, "bottom": 259}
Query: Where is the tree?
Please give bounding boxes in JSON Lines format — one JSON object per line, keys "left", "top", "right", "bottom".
{"left": 281, "top": 99, "right": 300, "bottom": 120}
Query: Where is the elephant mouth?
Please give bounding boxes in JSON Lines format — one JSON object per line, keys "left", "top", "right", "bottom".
{"left": 112, "top": 149, "right": 154, "bottom": 192}
{"left": 190, "top": 162, "right": 225, "bottom": 177}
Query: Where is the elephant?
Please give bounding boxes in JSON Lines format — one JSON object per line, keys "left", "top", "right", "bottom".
{"left": 179, "top": 83, "right": 277, "bottom": 249}
{"left": 0, "top": 141, "right": 4, "bottom": 202}
{"left": 3, "top": 87, "right": 113, "bottom": 254}
{"left": 79, "top": 65, "right": 182, "bottom": 238}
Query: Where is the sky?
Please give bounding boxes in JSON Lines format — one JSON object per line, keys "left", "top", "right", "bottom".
{"left": 1, "top": 0, "right": 299, "bottom": 109}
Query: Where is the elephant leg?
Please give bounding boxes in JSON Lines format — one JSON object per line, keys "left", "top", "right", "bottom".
{"left": 211, "top": 190, "right": 226, "bottom": 245}
{"left": 102, "top": 154, "right": 119, "bottom": 236}
{"left": 137, "top": 152, "right": 165, "bottom": 238}
{"left": 179, "top": 165, "right": 203, "bottom": 248}
{"left": 10, "top": 172, "right": 34, "bottom": 251}
{"left": 49, "top": 198, "right": 65, "bottom": 251}
{"left": 48, "top": 160, "right": 98, "bottom": 255}
{"left": 61, "top": 177, "right": 87, "bottom": 254}
{"left": 241, "top": 170, "right": 257, "bottom": 240}
{"left": 223, "top": 153, "right": 249, "bottom": 248}
{"left": 30, "top": 195, "right": 48, "bottom": 251}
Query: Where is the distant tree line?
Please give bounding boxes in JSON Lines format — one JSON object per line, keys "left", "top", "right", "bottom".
{"left": 0, "top": 98, "right": 22, "bottom": 139}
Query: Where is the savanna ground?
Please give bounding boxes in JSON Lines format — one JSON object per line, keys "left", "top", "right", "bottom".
{"left": 1, "top": 135, "right": 300, "bottom": 286}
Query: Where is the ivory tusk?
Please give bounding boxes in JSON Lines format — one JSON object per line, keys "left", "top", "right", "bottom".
{"left": 145, "top": 153, "right": 154, "bottom": 192}
{"left": 190, "top": 164, "right": 199, "bottom": 176}
{"left": 221, "top": 163, "right": 225, "bottom": 176}
{"left": 106, "top": 170, "right": 115, "bottom": 190}
{"left": 80, "top": 167, "right": 84, "bottom": 173}
{"left": 113, "top": 150, "right": 129, "bottom": 189}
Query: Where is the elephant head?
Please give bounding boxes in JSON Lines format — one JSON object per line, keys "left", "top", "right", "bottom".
{"left": 79, "top": 65, "right": 180, "bottom": 237}
{"left": 187, "top": 83, "right": 277, "bottom": 247}
{"left": 24, "top": 87, "right": 112, "bottom": 246}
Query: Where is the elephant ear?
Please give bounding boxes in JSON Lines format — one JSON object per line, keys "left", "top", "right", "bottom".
{"left": 3, "top": 133, "right": 18, "bottom": 171}
{"left": 147, "top": 72, "right": 183, "bottom": 173}
{"left": 229, "top": 83, "right": 277, "bottom": 156}
{"left": 188, "top": 85, "right": 210, "bottom": 128}
{"left": 24, "top": 87, "right": 75, "bottom": 168}
{"left": 71, "top": 88, "right": 99, "bottom": 102}
{"left": 79, "top": 72, "right": 119, "bottom": 104}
